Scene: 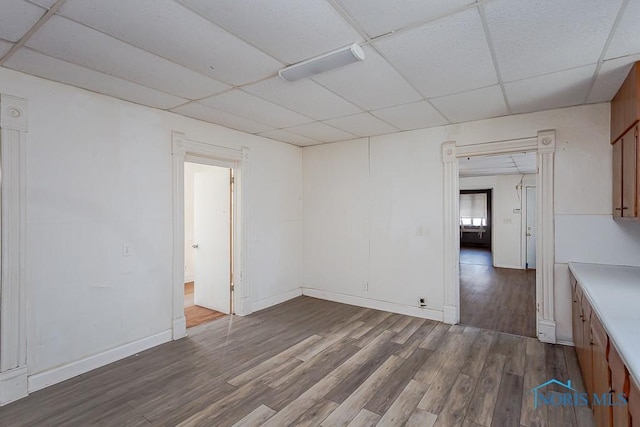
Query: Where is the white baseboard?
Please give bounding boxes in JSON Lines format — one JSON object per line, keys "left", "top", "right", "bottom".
{"left": 0, "top": 366, "right": 28, "bottom": 406}
{"left": 302, "top": 288, "right": 444, "bottom": 322}
{"left": 252, "top": 288, "right": 303, "bottom": 313}
{"left": 556, "top": 339, "right": 575, "bottom": 347}
{"left": 28, "top": 330, "right": 172, "bottom": 393}
{"left": 537, "top": 319, "right": 557, "bottom": 344}
{"left": 443, "top": 305, "right": 458, "bottom": 324}
{"left": 184, "top": 275, "right": 195, "bottom": 283}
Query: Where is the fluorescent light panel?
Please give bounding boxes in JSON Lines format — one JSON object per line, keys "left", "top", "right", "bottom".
{"left": 279, "top": 43, "right": 365, "bottom": 82}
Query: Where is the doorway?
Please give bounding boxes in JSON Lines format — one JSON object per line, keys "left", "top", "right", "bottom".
{"left": 183, "top": 162, "right": 233, "bottom": 328}
{"left": 457, "top": 153, "right": 537, "bottom": 337}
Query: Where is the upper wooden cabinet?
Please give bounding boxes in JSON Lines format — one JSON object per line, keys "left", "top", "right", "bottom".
{"left": 612, "top": 125, "right": 638, "bottom": 218}
{"left": 611, "top": 62, "right": 640, "bottom": 144}
{"left": 611, "top": 62, "right": 640, "bottom": 219}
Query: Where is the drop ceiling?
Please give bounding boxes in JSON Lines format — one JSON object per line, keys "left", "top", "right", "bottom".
{"left": 459, "top": 152, "right": 537, "bottom": 177}
{"left": 0, "top": 0, "right": 638, "bottom": 146}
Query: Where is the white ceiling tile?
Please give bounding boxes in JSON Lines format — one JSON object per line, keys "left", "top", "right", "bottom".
{"left": 0, "top": 0, "right": 46, "bottom": 42}
{"left": 588, "top": 55, "right": 640, "bottom": 103}
{"left": 0, "top": 39, "right": 14, "bottom": 58}
{"left": 371, "top": 101, "right": 448, "bottom": 131}
{"left": 200, "top": 89, "right": 314, "bottom": 128}
{"left": 485, "top": 0, "right": 622, "bottom": 82}
{"left": 430, "top": 85, "right": 508, "bottom": 123}
{"left": 335, "top": 0, "right": 476, "bottom": 38}
{"left": 284, "top": 122, "right": 357, "bottom": 143}
{"left": 26, "top": 0, "right": 58, "bottom": 8}
{"left": 5, "top": 48, "right": 188, "bottom": 109}
{"left": 25, "top": 16, "right": 230, "bottom": 99}
{"left": 178, "top": 0, "right": 363, "bottom": 64}
{"left": 323, "top": 112, "right": 398, "bottom": 137}
{"left": 257, "top": 129, "right": 322, "bottom": 146}
{"left": 374, "top": 8, "right": 498, "bottom": 98}
{"left": 605, "top": 0, "right": 640, "bottom": 60}
{"left": 243, "top": 77, "right": 362, "bottom": 120}
{"left": 57, "top": 0, "right": 282, "bottom": 86}
{"left": 171, "top": 102, "right": 274, "bottom": 134}
{"left": 504, "top": 65, "right": 596, "bottom": 114}
{"left": 312, "top": 45, "right": 422, "bottom": 110}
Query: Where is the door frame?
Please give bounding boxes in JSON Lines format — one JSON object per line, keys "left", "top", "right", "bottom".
{"left": 442, "top": 130, "right": 557, "bottom": 343}
{"left": 171, "top": 131, "right": 250, "bottom": 340}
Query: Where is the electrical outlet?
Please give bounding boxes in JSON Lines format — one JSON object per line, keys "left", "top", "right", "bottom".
{"left": 362, "top": 281, "right": 368, "bottom": 291}
{"left": 122, "top": 244, "right": 132, "bottom": 256}
{"left": 419, "top": 297, "right": 427, "bottom": 308}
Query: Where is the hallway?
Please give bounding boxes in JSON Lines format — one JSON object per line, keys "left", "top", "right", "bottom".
{"left": 460, "top": 247, "right": 536, "bottom": 337}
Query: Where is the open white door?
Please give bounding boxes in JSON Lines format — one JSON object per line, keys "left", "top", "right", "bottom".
{"left": 193, "top": 166, "right": 231, "bottom": 314}
{"left": 526, "top": 186, "right": 537, "bottom": 269}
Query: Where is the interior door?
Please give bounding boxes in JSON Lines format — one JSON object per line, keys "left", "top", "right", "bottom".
{"left": 193, "top": 166, "right": 231, "bottom": 314}
{"left": 526, "top": 186, "right": 536, "bottom": 269}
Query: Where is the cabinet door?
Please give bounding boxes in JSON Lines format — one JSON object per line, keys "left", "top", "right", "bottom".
{"left": 581, "top": 298, "right": 594, "bottom": 397}
{"left": 572, "top": 284, "right": 584, "bottom": 366}
{"left": 631, "top": 378, "right": 640, "bottom": 427}
{"left": 591, "top": 314, "right": 612, "bottom": 427}
{"left": 622, "top": 125, "right": 638, "bottom": 218}
{"left": 609, "top": 344, "right": 630, "bottom": 427}
{"left": 614, "top": 139, "right": 623, "bottom": 217}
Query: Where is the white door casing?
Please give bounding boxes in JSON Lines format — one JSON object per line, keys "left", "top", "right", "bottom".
{"left": 171, "top": 131, "right": 249, "bottom": 340}
{"left": 442, "top": 130, "right": 557, "bottom": 343}
{"left": 193, "top": 167, "right": 231, "bottom": 314}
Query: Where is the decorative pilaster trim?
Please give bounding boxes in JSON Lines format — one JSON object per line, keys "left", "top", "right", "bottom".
{"left": 538, "top": 319, "right": 557, "bottom": 343}
{"left": 171, "top": 131, "right": 186, "bottom": 340}
{"left": 442, "top": 141, "right": 456, "bottom": 163}
{"left": 537, "top": 130, "right": 556, "bottom": 154}
{"left": 0, "top": 366, "right": 28, "bottom": 406}
{"left": 443, "top": 305, "right": 458, "bottom": 325}
{"left": 0, "top": 94, "right": 28, "bottom": 405}
{"left": 536, "top": 131, "right": 556, "bottom": 341}
{"left": 0, "top": 95, "right": 28, "bottom": 131}
{"left": 171, "top": 131, "right": 186, "bottom": 156}
{"left": 235, "top": 147, "right": 252, "bottom": 316}
{"left": 442, "top": 142, "right": 460, "bottom": 324}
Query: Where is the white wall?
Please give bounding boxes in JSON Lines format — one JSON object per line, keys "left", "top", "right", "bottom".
{"left": 303, "top": 102, "right": 640, "bottom": 343}
{"left": 0, "top": 67, "right": 302, "bottom": 379}
{"left": 460, "top": 174, "right": 535, "bottom": 269}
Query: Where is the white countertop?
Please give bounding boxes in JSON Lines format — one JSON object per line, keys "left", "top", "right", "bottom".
{"left": 568, "top": 262, "right": 640, "bottom": 390}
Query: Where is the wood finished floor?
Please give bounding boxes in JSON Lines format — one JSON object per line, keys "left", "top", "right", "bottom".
{"left": 184, "top": 282, "right": 226, "bottom": 328}
{"left": 0, "top": 297, "right": 593, "bottom": 427}
{"left": 460, "top": 247, "right": 537, "bottom": 338}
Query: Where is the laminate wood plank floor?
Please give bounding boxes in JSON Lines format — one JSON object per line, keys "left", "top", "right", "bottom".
{"left": 460, "top": 247, "right": 536, "bottom": 337}
{"left": 0, "top": 297, "right": 593, "bottom": 427}
{"left": 184, "top": 282, "right": 226, "bottom": 328}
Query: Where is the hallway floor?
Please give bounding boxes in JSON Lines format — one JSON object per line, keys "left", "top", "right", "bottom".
{"left": 460, "top": 247, "right": 536, "bottom": 338}
{"left": 184, "top": 282, "right": 226, "bottom": 328}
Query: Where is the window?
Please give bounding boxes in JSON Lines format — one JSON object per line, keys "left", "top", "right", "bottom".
{"left": 460, "top": 193, "right": 487, "bottom": 226}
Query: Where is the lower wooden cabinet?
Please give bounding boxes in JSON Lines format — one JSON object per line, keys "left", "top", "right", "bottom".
{"left": 631, "top": 379, "right": 640, "bottom": 427}
{"left": 610, "top": 344, "right": 631, "bottom": 427}
{"left": 571, "top": 273, "right": 636, "bottom": 426}
{"left": 591, "top": 314, "right": 612, "bottom": 427}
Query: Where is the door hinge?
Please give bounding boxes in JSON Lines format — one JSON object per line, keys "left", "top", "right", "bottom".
{"left": 536, "top": 302, "right": 540, "bottom": 313}
{"left": 230, "top": 283, "right": 235, "bottom": 291}
{"left": 230, "top": 176, "right": 235, "bottom": 184}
